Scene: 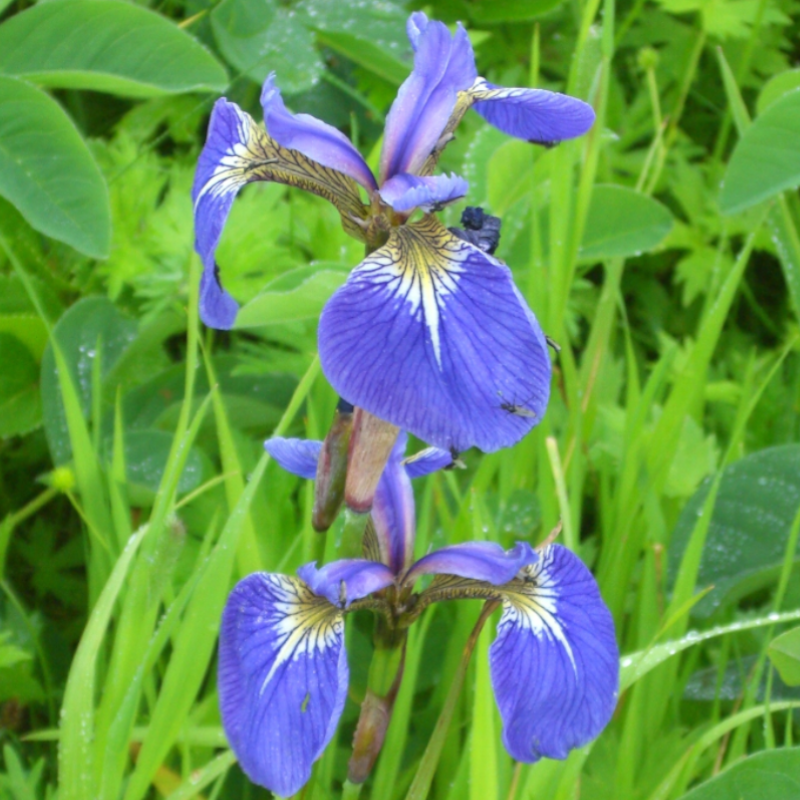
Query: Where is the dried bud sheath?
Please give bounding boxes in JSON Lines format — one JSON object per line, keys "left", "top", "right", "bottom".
{"left": 345, "top": 409, "right": 399, "bottom": 513}
{"left": 312, "top": 398, "right": 354, "bottom": 531}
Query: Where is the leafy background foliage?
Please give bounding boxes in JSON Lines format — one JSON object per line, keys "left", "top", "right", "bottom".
{"left": 1, "top": 0, "right": 800, "bottom": 798}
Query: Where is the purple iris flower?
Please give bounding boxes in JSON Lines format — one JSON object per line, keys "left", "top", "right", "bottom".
{"left": 218, "top": 434, "right": 619, "bottom": 796}
{"left": 192, "top": 12, "right": 595, "bottom": 455}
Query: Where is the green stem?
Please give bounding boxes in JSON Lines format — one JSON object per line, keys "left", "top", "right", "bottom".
{"left": 404, "top": 600, "right": 499, "bottom": 800}
{"left": 342, "top": 780, "right": 364, "bottom": 800}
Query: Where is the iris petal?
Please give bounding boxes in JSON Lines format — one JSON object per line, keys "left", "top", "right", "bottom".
{"left": 298, "top": 559, "right": 395, "bottom": 608}
{"left": 219, "top": 573, "right": 348, "bottom": 796}
{"left": 264, "top": 437, "right": 322, "bottom": 479}
{"left": 261, "top": 73, "right": 377, "bottom": 191}
{"left": 192, "top": 98, "right": 261, "bottom": 328}
{"left": 471, "top": 79, "right": 596, "bottom": 145}
{"left": 403, "top": 446, "right": 454, "bottom": 478}
{"left": 380, "top": 17, "right": 476, "bottom": 181}
{"left": 371, "top": 434, "right": 416, "bottom": 572}
{"left": 404, "top": 541, "right": 537, "bottom": 586}
{"left": 490, "top": 545, "right": 619, "bottom": 762}
{"left": 318, "top": 216, "right": 552, "bottom": 453}
{"left": 379, "top": 172, "right": 468, "bottom": 212}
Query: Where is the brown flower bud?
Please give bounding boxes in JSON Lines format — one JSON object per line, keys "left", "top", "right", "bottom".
{"left": 345, "top": 409, "right": 399, "bottom": 513}
{"left": 312, "top": 398, "right": 354, "bottom": 532}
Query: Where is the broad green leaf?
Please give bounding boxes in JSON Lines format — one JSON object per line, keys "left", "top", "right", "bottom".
{"left": 470, "top": 0, "right": 565, "bottom": 21}
{"left": 235, "top": 266, "right": 349, "bottom": 328}
{"left": 668, "top": 445, "right": 800, "bottom": 617}
{"left": 211, "top": 0, "right": 322, "bottom": 93}
{"left": 487, "top": 139, "right": 534, "bottom": 217}
{"left": 769, "top": 626, "right": 800, "bottom": 686}
{"left": 41, "top": 298, "right": 136, "bottom": 465}
{"left": 297, "top": 0, "right": 410, "bottom": 85}
{"left": 580, "top": 185, "right": 673, "bottom": 260}
{"left": 0, "top": 332, "right": 41, "bottom": 438}
{"left": 720, "top": 90, "right": 800, "bottom": 215}
{"left": 678, "top": 747, "right": 800, "bottom": 800}
{"left": 0, "top": 77, "right": 110, "bottom": 257}
{"left": 0, "top": 0, "right": 227, "bottom": 97}
{"left": 758, "top": 71, "right": 800, "bottom": 115}
{"left": 121, "top": 430, "right": 204, "bottom": 496}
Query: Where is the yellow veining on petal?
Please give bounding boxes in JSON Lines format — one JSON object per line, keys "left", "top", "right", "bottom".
{"left": 259, "top": 574, "right": 343, "bottom": 694}
{"left": 354, "top": 216, "right": 470, "bottom": 369}
{"left": 500, "top": 546, "right": 578, "bottom": 675}
{"left": 196, "top": 105, "right": 368, "bottom": 240}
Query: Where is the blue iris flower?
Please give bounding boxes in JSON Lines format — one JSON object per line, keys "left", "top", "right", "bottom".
{"left": 193, "top": 12, "right": 595, "bottom": 455}
{"left": 219, "top": 434, "right": 618, "bottom": 796}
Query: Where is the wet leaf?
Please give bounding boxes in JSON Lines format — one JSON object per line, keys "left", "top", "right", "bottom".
{"left": 0, "top": 0, "right": 227, "bottom": 97}
{"left": 41, "top": 297, "right": 137, "bottom": 465}
{"left": 677, "top": 747, "right": 800, "bottom": 800}
{"left": 769, "top": 626, "right": 800, "bottom": 686}
{"left": 580, "top": 185, "right": 673, "bottom": 260}
{"left": 720, "top": 90, "right": 800, "bottom": 215}
{"left": 668, "top": 445, "right": 800, "bottom": 618}
{"left": 235, "top": 266, "right": 349, "bottom": 329}
{"left": 211, "top": 0, "right": 322, "bottom": 93}
{"left": 0, "top": 77, "right": 110, "bottom": 257}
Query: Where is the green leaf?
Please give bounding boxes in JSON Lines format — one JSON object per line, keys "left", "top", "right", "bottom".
{"left": 0, "top": 0, "right": 227, "bottom": 97}
{"left": 668, "top": 445, "right": 800, "bottom": 618}
{"left": 758, "top": 71, "right": 800, "bottom": 115}
{"left": 470, "top": 0, "right": 566, "bottom": 22}
{"left": 0, "top": 631, "right": 31, "bottom": 670}
{"left": 580, "top": 185, "right": 673, "bottom": 260}
{"left": 41, "top": 297, "right": 137, "bottom": 465}
{"left": 0, "top": 332, "right": 41, "bottom": 438}
{"left": 769, "top": 626, "right": 800, "bottom": 686}
{"left": 121, "top": 430, "right": 204, "bottom": 497}
{"left": 235, "top": 265, "right": 349, "bottom": 329}
{"left": 677, "top": 747, "right": 800, "bottom": 800}
{"left": 0, "top": 77, "right": 110, "bottom": 257}
{"left": 720, "top": 90, "right": 800, "bottom": 215}
{"left": 297, "top": 0, "right": 410, "bottom": 85}
{"left": 211, "top": 0, "right": 322, "bottom": 93}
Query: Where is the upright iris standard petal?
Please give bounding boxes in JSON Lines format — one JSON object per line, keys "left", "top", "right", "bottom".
{"left": 379, "top": 172, "right": 468, "bottom": 213}
{"left": 404, "top": 541, "right": 537, "bottom": 586}
{"left": 371, "top": 434, "right": 416, "bottom": 572}
{"left": 471, "top": 79, "right": 596, "bottom": 146}
{"left": 318, "top": 216, "right": 552, "bottom": 453}
{"left": 489, "top": 545, "right": 619, "bottom": 762}
{"left": 380, "top": 17, "right": 476, "bottom": 182}
{"left": 219, "top": 573, "right": 348, "bottom": 796}
{"left": 264, "top": 437, "right": 322, "bottom": 480}
{"left": 298, "top": 559, "right": 395, "bottom": 608}
{"left": 192, "top": 98, "right": 260, "bottom": 328}
{"left": 261, "top": 74, "right": 377, "bottom": 192}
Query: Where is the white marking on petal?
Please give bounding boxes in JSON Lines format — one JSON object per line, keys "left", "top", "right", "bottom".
{"left": 195, "top": 108, "right": 274, "bottom": 207}
{"left": 501, "top": 547, "right": 578, "bottom": 674}
{"left": 352, "top": 218, "right": 470, "bottom": 369}
{"left": 258, "top": 574, "right": 342, "bottom": 695}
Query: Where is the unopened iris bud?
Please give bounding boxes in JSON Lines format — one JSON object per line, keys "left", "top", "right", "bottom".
{"left": 312, "top": 398, "right": 354, "bottom": 532}
{"left": 345, "top": 409, "right": 400, "bottom": 513}
{"left": 638, "top": 46, "right": 659, "bottom": 72}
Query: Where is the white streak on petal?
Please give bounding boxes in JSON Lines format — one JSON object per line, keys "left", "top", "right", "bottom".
{"left": 258, "top": 574, "right": 342, "bottom": 694}
{"left": 501, "top": 547, "right": 578, "bottom": 675}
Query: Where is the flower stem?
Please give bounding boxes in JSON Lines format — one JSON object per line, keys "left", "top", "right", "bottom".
{"left": 404, "top": 600, "right": 500, "bottom": 800}
{"left": 341, "top": 780, "right": 363, "bottom": 800}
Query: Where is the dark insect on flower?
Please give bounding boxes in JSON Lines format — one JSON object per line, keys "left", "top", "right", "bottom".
{"left": 192, "top": 11, "right": 596, "bottom": 455}
{"left": 449, "top": 206, "right": 503, "bottom": 255}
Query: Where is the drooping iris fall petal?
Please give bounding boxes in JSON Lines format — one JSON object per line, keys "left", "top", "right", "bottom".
{"left": 489, "top": 545, "right": 619, "bottom": 762}
{"left": 318, "top": 216, "right": 551, "bottom": 453}
{"left": 219, "top": 573, "right": 348, "bottom": 797}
